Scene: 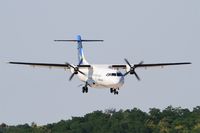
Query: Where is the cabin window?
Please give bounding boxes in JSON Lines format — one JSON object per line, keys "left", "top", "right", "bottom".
{"left": 117, "top": 72, "right": 123, "bottom": 76}
{"left": 107, "top": 73, "right": 122, "bottom": 76}
{"left": 106, "top": 73, "right": 111, "bottom": 76}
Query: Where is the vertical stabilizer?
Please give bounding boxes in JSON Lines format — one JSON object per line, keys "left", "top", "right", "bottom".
{"left": 76, "top": 35, "right": 89, "bottom": 65}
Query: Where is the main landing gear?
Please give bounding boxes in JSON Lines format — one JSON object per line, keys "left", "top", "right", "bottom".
{"left": 110, "top": 88, "right": 119, "bottom": 95}
{"left": 82, "top": 82, "right": 88, "bottom": 93}
{"left": 82, "top": 86, "right": 88, "bottom": 93}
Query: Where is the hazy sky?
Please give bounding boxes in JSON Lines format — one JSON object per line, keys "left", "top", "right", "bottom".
{"left": 0, "top": 0, "right": 199, "bottom": 125}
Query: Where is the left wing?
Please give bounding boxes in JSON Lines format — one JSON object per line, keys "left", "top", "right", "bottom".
{"left": 111, "top": 62, "right": 191, "bottom": 69}
{"left": 134, "top": 62, "right": 191, "bottom": 68}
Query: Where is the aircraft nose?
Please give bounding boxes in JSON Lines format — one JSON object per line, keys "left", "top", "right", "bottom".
{"left": 111, "top": 76, "right": 124, "bottom": 87}
{"left": 115, "top": 76, "right": 124, "bottom": 87}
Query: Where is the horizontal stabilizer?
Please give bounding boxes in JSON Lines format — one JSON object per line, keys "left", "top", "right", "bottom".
{"left": 54, "top": 40, "right": 103, "bottom": 42}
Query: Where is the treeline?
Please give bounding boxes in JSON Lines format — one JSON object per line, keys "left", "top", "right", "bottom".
{"left": 1, "top": 106, "right": 200, "bottom": 133}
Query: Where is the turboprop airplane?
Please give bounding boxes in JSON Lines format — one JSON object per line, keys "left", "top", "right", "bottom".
{"left": 9, "top": 35, "right": 191, "bottom": 95}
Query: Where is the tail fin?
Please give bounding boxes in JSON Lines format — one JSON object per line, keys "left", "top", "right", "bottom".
{"left": 55, "top": 35, "right": 103, "bottom": 65}
{"left": 76, "top": 35, "right": 89, "bottom": 65}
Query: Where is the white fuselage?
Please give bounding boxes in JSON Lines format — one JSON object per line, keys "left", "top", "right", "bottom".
{"left": 71, "top": 65, "right": 124, "bottom": 89}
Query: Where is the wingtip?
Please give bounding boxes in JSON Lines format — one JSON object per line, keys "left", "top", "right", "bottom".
{"left": 7, "top": 62, "right": 18, "bottom": 64}
{"left": 186, "top": 62, "right": 192, "bottom": 65}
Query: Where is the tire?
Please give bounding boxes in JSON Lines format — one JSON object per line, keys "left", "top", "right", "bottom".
{"left": 82, "top": 87, "right": 85, "bottom": 93}
{"left": 110, "top": 88, "right": 114, "bottom": 93}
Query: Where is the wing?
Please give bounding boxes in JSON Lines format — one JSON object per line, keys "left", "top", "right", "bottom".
{"left": 9, "top": 62, "right": 71, "bottom": 69}
{"left": 134, "top": 62, "right": 191, "bottom": 68}
{"left": 9, "top": 62, "right": 91, "bottom": 69}
{"left": 111, "top": 62, "right": 191, "bottom": 69}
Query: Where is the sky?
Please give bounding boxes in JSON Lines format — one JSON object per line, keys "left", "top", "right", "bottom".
{"left": 0, "top": 0, "right": 199, "bottom": 125}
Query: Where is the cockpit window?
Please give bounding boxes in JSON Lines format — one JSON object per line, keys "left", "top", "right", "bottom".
{"left": 111, "top": 73, "right": 117, "bottom": 76}
{"left": 117, "top": 72, "right": 123, "bottom": 76}
{"left": 106, "top": 72, "right": 123, "bottom": 76}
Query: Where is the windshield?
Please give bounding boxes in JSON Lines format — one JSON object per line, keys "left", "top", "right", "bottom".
{"left": 106, "top": 72, "right": 123, "bottom": 77}
{"left": 117, "top": 72, "right": 123, "bottom": 76}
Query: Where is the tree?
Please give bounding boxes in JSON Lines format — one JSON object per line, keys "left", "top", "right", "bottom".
{"left": 3, "top": 106, "right": 200, "bottom": 133}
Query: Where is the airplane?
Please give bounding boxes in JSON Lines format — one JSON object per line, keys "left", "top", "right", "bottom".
{"left": 9, "top": 35, "right": 191, "bottom": 95}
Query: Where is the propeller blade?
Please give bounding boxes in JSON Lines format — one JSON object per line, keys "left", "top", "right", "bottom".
{"left": 134, "top": 72, "right": 141, "bottom": 81}
{"left": 135, "top": 61, "right": 144, "bottom": 68}
{"left": 139, "top": 61, "right": 144, "bottom": 65}
{"left": 69, "top": 73, "right": 75, "bottom": 81}
{"left": 78, "top": 70, "right": 85, "bottom": 75}
{"left": 66, "top": 62, "right": 75, "bottom": 69}
{"left": 124, "top": 71, "right": 130, "bottom": 76}
{"left": 124, "top": 58, "right": 132, "bottom": 67}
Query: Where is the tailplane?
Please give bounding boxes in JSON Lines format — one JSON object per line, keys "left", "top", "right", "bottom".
{"left": 55, "top": 35, "right": 103, "bottom": 65}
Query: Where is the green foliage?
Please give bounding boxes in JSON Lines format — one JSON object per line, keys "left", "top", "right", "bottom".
{"left": 1, "top": 106, "right": 200, "bottom": 133}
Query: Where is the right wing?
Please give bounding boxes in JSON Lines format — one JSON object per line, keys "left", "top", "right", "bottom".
{"left": 9, "top": 62, "right": 91, "bottom": 70}
{"left": 9, "top": 62, "right": 71, "bottom": 69}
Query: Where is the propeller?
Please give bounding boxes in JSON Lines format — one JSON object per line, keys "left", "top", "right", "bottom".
{"left": 66, "top": 59, "right": 85, "bottom": 81}
{"left": 124, "top": 58, "right": 143, "bottom": 81}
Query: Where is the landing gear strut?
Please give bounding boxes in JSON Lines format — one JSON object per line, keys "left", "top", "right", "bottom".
{"left": 110, "top": 88, "right": 119, "bottom": 95}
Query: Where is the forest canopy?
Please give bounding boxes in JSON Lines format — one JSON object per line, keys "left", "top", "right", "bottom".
{"left": 1, "top": 106, "right": 200, "bottom": 133}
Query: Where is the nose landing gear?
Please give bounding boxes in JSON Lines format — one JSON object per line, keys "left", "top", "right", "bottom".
{"left": 110, "top": 88, "right": 119, "bottom": 95}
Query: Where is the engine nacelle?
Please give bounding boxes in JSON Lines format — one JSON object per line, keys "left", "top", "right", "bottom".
{"left": 125, "top": 64, "right": 135, "bottom": 74}
{"left": 125, "top": 64, "right": 131, "bottom": 72}
{"left": 70, "top": 65, "right": 78, "bottom": 74}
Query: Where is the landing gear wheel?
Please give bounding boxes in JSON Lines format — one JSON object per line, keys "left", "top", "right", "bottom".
{"left": 82, "top": 87, "right": 85, "bottom": 93}
{"left": 110, "top": 88, "right": 114, "bottom": 93}
{"left": 85, "top": 87, "right": 88, "bottom": 93}
{"left": 82, "top": 86, "right": 88, "bottom": 93}
{"left": 113, "top": 89, "right": 119, "bottom": 95}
